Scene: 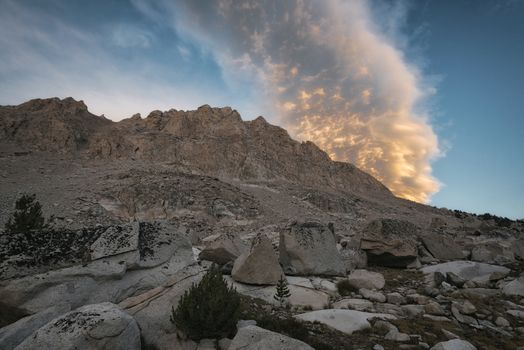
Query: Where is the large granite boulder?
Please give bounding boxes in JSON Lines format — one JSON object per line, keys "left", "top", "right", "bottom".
{"left": 421, "top": 235, "right": 465, "bottom": 261}
{"left": 360, "top": 219, "right": 419, "bottom": 267}
{"left": 0, "top": 303, "right": 71, "bottom": 350}
{"left": 0, "top": 222, "right": 194, "bottom": 314}
{"left": 471, "top": 241, "right": 514, "bottom": 264}
{"left": 279, "top": 221, "right": 345, "bottom": 276}
{"left": 232, "top": 233, "right": 283, "bottom": 285}
{"left": 295, "top": 309, "right": 395, "bottom": 335}
{"left": 14, "top": 303, "right": 140, "bottom": 350}
{"left": 420, "top": 261, "right": 510, "bottom": 287}
{"left": 228, "top": 325, "right": 314, "bottom": 350}
{"left": 346, "top": 269, "right": 385, "bottom": 290}
{"left": 199, "top": 233, "right": 247, "bottom": 265}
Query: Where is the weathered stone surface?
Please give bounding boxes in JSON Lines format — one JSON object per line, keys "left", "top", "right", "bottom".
{"left": 90, "top": 222, "right": 139, "bottom": 261}
{"left": 0, "top": 303, "right": 71, "bottom": 350}
{"left": 232, "top": 233, "right": 283, "bottom": 285}
{"left": 420, "top": 261, "right": 510, "bottom": 286}
{"left": 332, "top": 298, "right": 374, "bottom": 311}
{"left": 339, "top": 246, "right": 368, "bottom": 271}
{"left": 199, "top": 233, "right": 247, "bottom": 265}
{"left": 471, "top": 241, "right": 514, "bottom": 264}
{"left": 279, "top": 221, "right": 345, "bottom": 276}
{"left": 295, "top": 309, "right": 396, "bottom": 335}
{"left": 360, "top": 288, "right": 386, "bottom": 303}
{"left": 429, "top": 339, "right": 477, "bottom": 350}
{"left": 421, "top": 235, "right": 465, "bottom": 261}
{"left": 425, "top": 301, "right": 446, "bottom": 316}
{"left": 0, "top": 233, "right": 194, "bottom": 314}
{"left": 14, "top": 303, "right": 140, "bottom": 350}
{"left": 347, "top": 269, "right": 385, "bottom": 290}
{"left": 228, "top": 325, "right": 314, "bottom": 350}
{"left": 502, "top": 277, "right": 524, "bottom": 297}
{"left": 386, "top": 292, "right": 406, "bottom": 306}
{"left": 360, "top": 219, "right": 419, "bottom": 267}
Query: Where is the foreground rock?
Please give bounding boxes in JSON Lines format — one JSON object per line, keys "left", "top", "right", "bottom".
{"left": 347, "top": 269, "right": 385, "bottom": 290}
{"left": 199, "top": 233, "right": 247, "bottom": 265}
{"left": 279, "top": 221, "right": 345, "bottom": 276}
{"left": 0, "top": 223, "right": 195, "bottom": 314}
{"left": 360, "top": 219, "right": 418, "bottom": 267}
{"left": 430, "top": 339, "right": 477, "bottom": 350}
{"left": 228, "top": 325, "right": 314, "bottom": 350}
{"left": 295, "top": 309, "right": 396, "bottom": 335}
{"left": 0, "top": 303, "right": 71, "bottom": 350}
{"left": 232, "top": 233, "right": 283, "bottom": 285}
{"left": 14, "top": 302, "right": 140, "bottom": 350}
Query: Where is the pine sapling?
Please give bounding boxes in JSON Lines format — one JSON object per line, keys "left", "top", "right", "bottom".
{"left": 273, "top": 275, "right": 291, "bottom": 307}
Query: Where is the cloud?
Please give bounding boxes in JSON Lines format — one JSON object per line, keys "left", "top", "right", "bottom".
{"left": 112, "top": 24, "right": 154, "bottom": 48}
{"left": 135, "top": 0, "right": 441, "bottom": 202}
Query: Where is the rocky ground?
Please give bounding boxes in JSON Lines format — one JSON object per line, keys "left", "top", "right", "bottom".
{"left": 1, "top": 98, "right": 523, "bottom": 350}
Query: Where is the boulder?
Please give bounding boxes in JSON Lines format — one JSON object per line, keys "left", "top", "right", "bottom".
{"left": 228, "top": 325, "right": 314, "bottom": 350}
{"left": 332, "top": 298, "right": 374, "bottom": 311}
{"left": 359, "top": 288, "right": 386, "bottom": 303}
{"left": 502, "top": 277, "right": 524, "bottom": 297}
{"left": 339, "top": 246, "right": 368, "bottom": 271}
{"left": 347, "top": 269, "right": 385, "bottom": 290}
{"left": 295, "top": 309, "right": 396, "bottom": 335}
{"left": 0, "top": 228, "right": 194, "bottom": 314}
{"left": 420, "top": 261, "right": 510, "bottom": 287}
{"left": 0, "top": 303, "right": 71, "bottom": 349}
{"left": 360, "top": 219, "right": 419, "bottom": 267}
{"left": 471, "top": 241, "right": 514, "bottom": 264}
{"left": 421, "top": 235, "right": 465, "bottom": 261}
{"left": 199, "top": 233, "right": 247, "bottom": 264}
{"left": 90, "top": 222, "right": 139, "bottom": 264}
{"left": 14, "top": 303, "right": 140, "bottom": 350}
{"left": 279, "top": 221, "right": 345, "bottom": 276}
{"left": 232, "top": 233, "right": 283, "bottom": 285}
{"left": 429, "top": 339, "right": 477, "bottom": 350}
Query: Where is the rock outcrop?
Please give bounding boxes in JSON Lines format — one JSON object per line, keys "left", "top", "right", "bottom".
{"left": 228, "top": 325, "right": 314, "bottom": 350}
{"left": 360, "top": 219, "right": 419, "bottom": 267}
{"left": 279, "top": 221, "right": 345, "bottom": 276}
{"left": 232, "top": 233, "right": 283, "bottom": 285}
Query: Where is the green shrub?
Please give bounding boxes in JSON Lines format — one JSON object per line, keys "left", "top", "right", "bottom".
{"left": 273, "top": 275, "right": 291, "bottom": 307}
{"left": 336, "top": 279, "right": 357, "bottom": 296}
{"left": 170, "top": 265, "right": 240, "bottom": 340}
{"left": 5, "top": 194, "right": 47, "bottom": 234}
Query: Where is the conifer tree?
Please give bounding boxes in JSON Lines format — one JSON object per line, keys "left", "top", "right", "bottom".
{"left": 5, "top": 194, "right": 46, "bottom": 234}
{"left": 171, "top": 265, "right": 240, "bottom": 340}
{"left": 273, "top": 275, "right": 291, "bottom": 307}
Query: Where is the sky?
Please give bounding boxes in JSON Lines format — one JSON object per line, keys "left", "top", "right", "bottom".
{"left": 0, "top": 0, "right": 522, "bottom": 219}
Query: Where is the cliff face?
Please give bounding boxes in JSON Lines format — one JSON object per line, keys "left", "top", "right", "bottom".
{"left": 0, "top": 97, "right": 392, "bottom": 200}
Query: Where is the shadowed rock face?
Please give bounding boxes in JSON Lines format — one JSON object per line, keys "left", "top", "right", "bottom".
{"left": 0, "top": 97, "right": 391, "bottom": 200}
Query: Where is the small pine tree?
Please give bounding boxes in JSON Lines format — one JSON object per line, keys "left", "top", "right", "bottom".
{"left": 5, "top": 194, "right": 46, "bottom": 234}
{"left": 273, "top": 275, "right": 291, "bottom": 307}
{"left": 170, "top": 265, "right": 240, "bottom": 340}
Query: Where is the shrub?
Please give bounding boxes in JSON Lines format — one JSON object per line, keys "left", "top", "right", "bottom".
{"left": 336, "top": 279, "right": 357, "bottom": 296}
{"left": 170, "top": 265, "right": 240, "bottom": 340}
{"left": 5, "top": 194, "right": 47, "bottom": 234}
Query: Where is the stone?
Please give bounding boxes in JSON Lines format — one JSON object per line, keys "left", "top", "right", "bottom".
{"left": 360, "top": 288, "right": 386, "bottom": 303}
{"left": 434, "top": 271, "right": 446, "bottom": 286}
{"left": 232, "top": 233, "right": 283, "bottom": 285}
{"left": 199, "top": 233, "right": 247, "bottom": 264}
{"left": 495, "top": 316, "right": 510, "bottom": 327}
{"left": 339, "top": 246, "right": 368, "bottom": 271}
{"left": 218, "top": 338, "right": 231, "bottom": 350}
{"left": 457, "top": 300, "right": 476, "bottom": 315}
{"left": 425, "top": 301, "right": 446, "bottom": 316}
{"left": 386, "top": 292, "right": 406, "bottom": 305}
{"left": 421, "top": 235, "right": 465, "bottom": 261}
{"left": 385, "top": 329, "right": 411, "bottom": 342}
{"left": 237, "top": 319, "right": 257, "bottom": 329}
{"left": 401, "top": 305, "right": 425, "bottom": 318}
{"left": 373, "top": 345, "right": 385, "bottom": 350}
{"left": 429, "top": 339, "right": 477, "bottom": 350}
{"left": 286, "top": 276, "right": 314, "bottom": 289}
{"left": 441, "top": 329, "right": 460, "bottom": 340}
{"left": 424, "top": 315, "right": 451, "bottom": 322}
{"left": 14, "top": 302, "right": 140, "bottom": 350}
{"left": 295, "top": 309, "right": 396, "bottom": 335}
{"left": 332, "top": 298, "right": 374, "bottom": 312}
{"left": 228, "top": 325, "right": 314, "bottom": 350}
{"left": 451, "top": 303, "right": 477, "bottom": 325}
{"left": 0, "top": 303, "right": 71, "bottom": 350}
{"left": 507, "top": 309, "right": 524, "bottom": 320}
{"left": 347, "top": 269, "right": 385, "bottom": 290}
{"left": 90, "top": 222, "right": 139, "bottom": 262}
{"left": 502, "top": 277, "right": 524, "bottom": 297}
{"left": 447, "top": 272, "right": 466, "bottom": 288}
{"left": 279, "top": 220, "right": 345, "bottom": 276}
{"left": 360, "top": 219, "right": 419, "bottom": 267}
{"left": 471, "top": 241, "right": 514, "bottom": 264}
{"left": 420, "top": 261, "right": 510, "bottom": 287}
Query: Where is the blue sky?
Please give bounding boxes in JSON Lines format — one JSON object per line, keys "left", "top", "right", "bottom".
{"left": 0, "top": 0, "right": 522, "bottom": 219}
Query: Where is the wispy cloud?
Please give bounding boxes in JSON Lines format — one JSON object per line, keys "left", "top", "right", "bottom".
{"left": 133, "top": 0, "right": 442, "bottom": 202}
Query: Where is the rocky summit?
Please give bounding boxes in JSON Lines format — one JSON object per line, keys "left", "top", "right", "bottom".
{"left": 0, "top": 97, "right": 523, "bottom": 350}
